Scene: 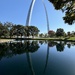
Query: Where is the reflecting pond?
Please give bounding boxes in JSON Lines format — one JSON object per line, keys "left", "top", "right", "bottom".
{"left": 0, "top": 40, "right": 75, "bottom": 75}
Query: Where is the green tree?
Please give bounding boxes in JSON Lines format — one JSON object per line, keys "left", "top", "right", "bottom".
{"left": 56, "top": 28, "right": 64, "bottom": 37}
{"left": 44, "top": 33, "right": 48, "bottom": 38}
{"left": 48, "top": 30, "right": 55, "bottom": 37}
{"left": 71, "top": 31, "right": 75, "bottom": 37}
{"left": 29, "top": 26, "right": 40, "bottom": 38}
{"left": 10, "top": 25, "right": 25, "bottom": 38}
{"left": 39, "top": 33, "right": 44, "bottom": 38}
{"left": 24, "top": 26, "right": 30, "bottom": 37}
{"left": 67, "top": 43, "right": 71, "bottom": 48}
{"left": 0, "top": 22, "right": 3, "bottom": 37}
{"left": 0, "top": 22, "right": 9, "bottom": 38}
{"left": 16, "top": 25, "right": 25, "bottom": 38}
{"left": 67, "top": 31, "right": 71, "bottom": 37}
{"left": 10, "top": 25, "right": 16, "bottom": 37}
{"left": 2, "top": 26, "right": 9, "bottom": 38}
{"left": 4, "top": 22, "right": 13, "bottom": 38}
{"left": 24, "top": 26, "right": 40, "bottom": 38}
{"left": 48, "top": 0, "right": 75, "bottom": 25}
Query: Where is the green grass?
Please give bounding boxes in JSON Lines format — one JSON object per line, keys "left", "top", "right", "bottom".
{"left": 68, "top": 37, "right": 75, "bottom": 40}
{"left": 0, "top": 37, "right": 75, "bottom": 41}
{"left": 32, "top": 37, "right": 75, "bottom": 41}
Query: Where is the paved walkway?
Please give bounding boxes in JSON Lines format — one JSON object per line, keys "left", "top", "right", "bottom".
{"left": 0, "top": 39, "right": 13, "bottom": 43}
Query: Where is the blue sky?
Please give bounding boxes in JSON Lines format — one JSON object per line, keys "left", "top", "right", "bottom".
{"left": 0, "top": 0, "right": 75, "bottom": 33}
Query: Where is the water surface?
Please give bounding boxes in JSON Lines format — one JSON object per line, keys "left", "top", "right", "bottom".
{"left": 0, "top": 40, "right": 75, "bottom": 75}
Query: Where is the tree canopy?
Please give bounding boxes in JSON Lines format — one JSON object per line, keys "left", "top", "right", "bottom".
{"left": 56, "top": 28, "right": 64, "bottom": 37}
{"left": 0, "top": 22, "right": 40, "bottom": 38}
{"left": 48, "top": 30, "right": 55, "bottom": 37}
{"left": 48, "top": 0, "right": 75, "bottom": 25}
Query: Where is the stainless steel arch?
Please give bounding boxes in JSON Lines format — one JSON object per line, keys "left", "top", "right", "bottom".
{"left": 26, "top": 0, "right": 36, "bottom": 26}
{"left": 42, "top": 0, "right": 50, "bottom": 33}
{"left": 26, "top": 0, "right": 49, "bottom": 33}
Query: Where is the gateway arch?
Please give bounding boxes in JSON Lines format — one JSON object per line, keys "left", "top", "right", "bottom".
{"left": 25, "top": 0, "right": 50, "bottom": 32}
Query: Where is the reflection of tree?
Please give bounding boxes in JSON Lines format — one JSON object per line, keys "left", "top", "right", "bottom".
{"left": 48, "top": 41, "right": 57, "bottom": 47}
{"left": 71, "top": 42, "right": 75, "bottom": 46}
{"left": 10, "top": 41, "right": 39, "bottom": 54}
{"left": 0, "top": 43, "right": 10, "bottom": 60}
{"left": 44, "top": 40, "right": 48, "bottom": 44}
{"left": 67, "top": 44, "right": 71, "bottom": 48}
{"left": 39, "top": 40, "right": 44, "bottom": 45}
{"left": 25, "top": 41, "right": 40, "bottom": 75}
{"left": 0, "top": 41, "right": 40, "bottom": 60}
{"left": 64, "top": 41, "right": 67, "bottom": 45}
{"left": 67, "top": 42, "right": 75, "bottom": 48}
{"left": 56, "top": 42, "right": 65, "bottom": 52}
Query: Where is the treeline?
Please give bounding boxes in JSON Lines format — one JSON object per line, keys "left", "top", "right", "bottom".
{"left": 39, "top": 28, "right": 75, "bottom": 38}
{"left": 0, "top": 22, "right": 40, "bottom": 38}
{"left": 0, "top": 22, "right": 75, "bottom": 38}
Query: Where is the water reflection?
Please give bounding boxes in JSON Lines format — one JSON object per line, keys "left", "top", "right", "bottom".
{"left": 67, "top": 43, "right": 71, "bottom": 48}
{"left": 43, "top": 44, "right": 49, "bottom": 74}
{"left": 0, "top": 41, "right": 40, "bottom": 75}
{"left": 48, "top": 41, "right": 57, "bottom": 47}
{"left": 0, "top": 40, "right": 75, "bottom": 75}
{"left": 0, "top": 41, "right": 40, "bottom": 60}
{"left": 0, "top": 40, "right": 75, "bottom": 60}
{"left": 39, "top": 40, "right": 44, "bottom": 45}
{"left": 56, "top": 41, "right": 65, "bottom": 52}
{"left": 26, "top": 53, "right": 35, "bottom": 75}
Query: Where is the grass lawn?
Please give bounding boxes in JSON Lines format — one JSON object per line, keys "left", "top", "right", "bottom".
{"left": 68, "top": 37, "right": 75, "bottom": 40}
